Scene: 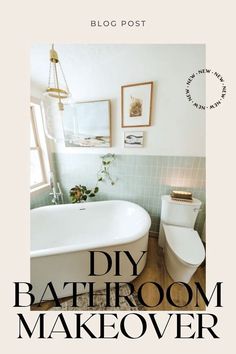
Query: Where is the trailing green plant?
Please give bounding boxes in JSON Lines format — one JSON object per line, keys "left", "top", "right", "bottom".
{"left": 97, "top": 153, "right": 116, "bottom": 185}
{"left": 70, "top": 185, "right": 99, "bottom": 203}
{"left": 69, "top": 154, "right": 116, "bottom": 203}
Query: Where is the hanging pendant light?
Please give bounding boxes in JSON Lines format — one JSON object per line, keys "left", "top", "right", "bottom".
{"left": 44, "top": 44, "right": 71, "bottom": 111}
{"left": 42, "top": 44, "right": 73, "bottom": 143}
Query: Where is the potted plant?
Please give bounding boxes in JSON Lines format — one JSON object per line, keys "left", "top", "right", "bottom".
{"left": 69, "top": 185, "right": 99, "bottom": 203}
{"left": 69, "top": 154, "right": 116, "bottom": 204}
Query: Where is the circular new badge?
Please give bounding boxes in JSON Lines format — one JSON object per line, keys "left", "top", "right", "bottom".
{"left": 185, "top": 69, "right": 227, "bottom": 110}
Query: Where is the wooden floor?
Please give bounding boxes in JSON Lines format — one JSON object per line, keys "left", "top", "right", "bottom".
{"left": 32, "top": 236, "right": 206, "bottom": 311}
{"left": 132, "top": 236, "right": 206, "bottom": 311}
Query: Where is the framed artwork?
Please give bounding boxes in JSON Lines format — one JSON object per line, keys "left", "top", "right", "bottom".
{"left": 124, "top": 131, "right": 144, "bottom": 148}
{"left": 62, "top": 100, "right": 111, "bottom": 147}
{"left": 121, "top": 81, "right": 153, "bottom": 127}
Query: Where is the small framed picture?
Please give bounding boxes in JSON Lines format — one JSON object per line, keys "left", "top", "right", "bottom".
{"left": 121, "top": 81, "right": 153, "bottom": 127}
{"left": 124, "top": 131, "right": 144, "bottom": 148}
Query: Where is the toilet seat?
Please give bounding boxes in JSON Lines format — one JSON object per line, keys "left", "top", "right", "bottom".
{"left": 163, "top": 224, "right": 205, "bottom": 266}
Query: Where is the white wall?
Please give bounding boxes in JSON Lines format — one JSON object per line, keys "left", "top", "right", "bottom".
{"left": 31, "top": 44, "right": 205, "bottom": 156}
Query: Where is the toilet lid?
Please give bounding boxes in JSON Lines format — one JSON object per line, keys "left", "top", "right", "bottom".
{"left": 163, "top": 224, "right": 205, "bottom": 265}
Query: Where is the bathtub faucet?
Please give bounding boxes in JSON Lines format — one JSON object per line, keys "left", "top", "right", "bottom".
{"left": 49, "top": 172, "right": 64, "bottom": 205}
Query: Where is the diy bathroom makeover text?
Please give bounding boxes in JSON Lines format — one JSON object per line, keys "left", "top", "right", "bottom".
{"left": 13, "top": 250, "right": 223, "bottom": 339}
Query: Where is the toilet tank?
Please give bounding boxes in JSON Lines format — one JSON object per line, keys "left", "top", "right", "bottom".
{"left": 160, "top": 195, "right": 201, "bottom": 228}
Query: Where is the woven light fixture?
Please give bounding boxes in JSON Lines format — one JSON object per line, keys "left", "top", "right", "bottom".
{"left": 44, "top": 44, "right": 70, "bottom": 111}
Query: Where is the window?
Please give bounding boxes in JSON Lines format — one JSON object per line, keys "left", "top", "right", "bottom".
{"left": 30, "top": 100, "right": 50, "bottom": 190}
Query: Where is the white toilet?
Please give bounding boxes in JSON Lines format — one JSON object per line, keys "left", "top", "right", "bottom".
{"left": 159, "top": 195, "right": 205, "bottom": 283}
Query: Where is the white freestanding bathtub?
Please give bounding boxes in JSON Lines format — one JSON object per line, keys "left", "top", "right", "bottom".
{"left": 30, "top": 200, "right": 151, "bottom": 303}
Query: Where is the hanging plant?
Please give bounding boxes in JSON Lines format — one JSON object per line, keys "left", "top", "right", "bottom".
{"left": 70, "top": 185, "right": 99, "bottom": 203}
{"left": 97, "top": 153, "right": 116, "bottom": 185}
{"left": 69, "top": 154, "right": 116, "bottom": 204}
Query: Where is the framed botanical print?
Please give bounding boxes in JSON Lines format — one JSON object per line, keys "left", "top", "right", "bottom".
{"left": 121, "top": 81, "right": 153, "bottom": 127}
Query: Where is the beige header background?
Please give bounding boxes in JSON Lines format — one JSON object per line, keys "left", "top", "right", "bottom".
{"left": 0, "top": 0, "right": 236, "bottom": 352}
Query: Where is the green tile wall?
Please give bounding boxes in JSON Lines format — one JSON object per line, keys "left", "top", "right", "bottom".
{"left": 49, "top": 154, "right": 206, "bottom": 236}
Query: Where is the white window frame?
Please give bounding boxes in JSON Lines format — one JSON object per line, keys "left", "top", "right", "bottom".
{"left": 30, "top": 97, "right": 51, "bottom": 193}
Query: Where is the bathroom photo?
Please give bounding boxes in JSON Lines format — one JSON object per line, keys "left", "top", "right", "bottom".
{"left": 30, "top": 44, "right": 206, "bottom": 311}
